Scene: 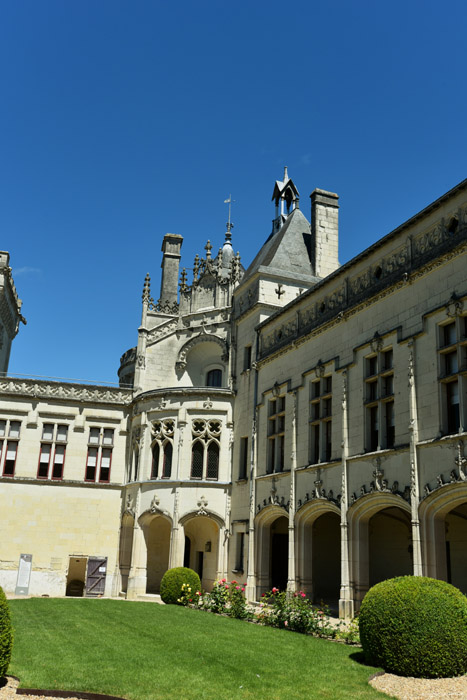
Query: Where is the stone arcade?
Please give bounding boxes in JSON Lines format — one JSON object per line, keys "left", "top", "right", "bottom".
{"left": 1, "top": 170, "right": 466, "bottom": 617}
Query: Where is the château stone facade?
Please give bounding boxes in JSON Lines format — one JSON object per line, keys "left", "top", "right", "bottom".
{"left": 1, "top": 170, "right": 466, "bottom": 617}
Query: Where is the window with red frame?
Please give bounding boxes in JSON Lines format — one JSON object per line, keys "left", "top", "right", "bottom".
{"left": 85, "top": 427, "right": 114, "bottom": 482}
{"left": 38, "top": 423, "right": 68, "bottom": 480}
{"left": 0, "top": 419, "right": 21, "bottom": 477}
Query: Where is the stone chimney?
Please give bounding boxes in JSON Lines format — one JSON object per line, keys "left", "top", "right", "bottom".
{"left": 160, "top": 233, "right": 183, "bottom": 304}
{"left": 310, "top": 189, "right": 339, "bottom": 278}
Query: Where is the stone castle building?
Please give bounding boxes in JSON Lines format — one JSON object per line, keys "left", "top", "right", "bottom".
{"left": 1, "top": 170, "right": 466, "bottom": 617}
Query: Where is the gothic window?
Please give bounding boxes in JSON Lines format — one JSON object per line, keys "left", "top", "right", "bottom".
{"left": 206, "top": 369, "right": 222, "bottom": 387}
{"left": 243, "top": 346, "right": 252, "bottom": 371}
{"left": 206, "top": 442, "right": 219, "bottom": 479}
{"left": 0, "top": 419, "right": 21, "bottom": 477}
{"left": 267, "top": 396, "right": 285, "bottom": 473}
{"left": 364, "top": 347, "right": 395, "bottom": 451}
{"left": 85, "top": 427, "right": 114, "bottom": 482}
{"left": 190, "top": 419, "right": 221, "bottom": 480}
{"left": 151, "top": 442, "right": 160, "bottom": 479}
{"left": 38, "top": 423, "right": 68, "bottom": 480}
{"left": 438, "top": 317, "right": 467, "bottom": 434}
{"left": 163, "top": 441, "right": 173, "bottom": 478}
{"left": 309, "top": 375, "right": 332, "bottom": 464}
{"left": 150, "top": 419, "right": 175, "bottom": 480}
{"left": 191, "top": 441, "right": 204, "bottom": 479}
{"left": 239, "top": 436, "right": 248, "bottom": 480}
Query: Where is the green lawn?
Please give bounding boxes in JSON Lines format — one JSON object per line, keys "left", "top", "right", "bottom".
{"left": 8, "top": 598, "right": 390, "bottom": 700}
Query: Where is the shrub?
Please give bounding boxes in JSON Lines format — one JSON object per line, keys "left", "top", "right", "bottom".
{"left": 0, "top": 586, "right": 13, "bottom": 678}
{"left": 359, "top": 576, "right": 467, "bottom": 678}
{"left": 160, "top": 567, "right": 201, "bottom": 605}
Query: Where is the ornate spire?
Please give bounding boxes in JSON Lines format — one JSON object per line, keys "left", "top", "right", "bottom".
{"left": 205, "top": 240, "right": 212, "bottom": 261}
{"left": 179, "top": 267, "right": 188, "bottom": 292}
{"left": 142, "top": 273, "right": 151, "bottom": 304}
{"left": 193, "top": 254, "right": 199, "bottom": 283}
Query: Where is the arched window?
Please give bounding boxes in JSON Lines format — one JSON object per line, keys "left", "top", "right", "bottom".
{"left": 207, "top": 442, "right": 219, "bottom": 480}
{"left": 206, "top": 369, "right": 222, "bottom": 387}
{"left": 151, "top": 443, "right": 160, "bottom": 479}
{"left": 162, "top": 442, "right": 173, "bottom": 478}
{"left": 191, "top": 441, "right": 204, "bottom": 479}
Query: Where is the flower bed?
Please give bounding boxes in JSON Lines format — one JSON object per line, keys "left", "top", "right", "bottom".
{"left": 178, "top": 579, "right": 359, "bottom": 644}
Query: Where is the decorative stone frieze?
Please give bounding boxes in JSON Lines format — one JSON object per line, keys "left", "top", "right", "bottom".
{"left": 0, "top": 378, "right": 133, "bottom": 404}
{"left": 257, "top": 218, "right": 467, "bottom": 362}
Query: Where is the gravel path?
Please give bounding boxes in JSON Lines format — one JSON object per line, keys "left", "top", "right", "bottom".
{"left": 4, "top": 672, "right": 467, "bottom": 700}
{"left": 0, "top": 677, "right": 82, "bottom": 700}
{"left": 369, "top": 672, "right": 467, "bottom": 699}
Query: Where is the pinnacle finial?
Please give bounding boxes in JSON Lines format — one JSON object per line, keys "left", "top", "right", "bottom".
{"left": 205, "top": 240, "right": 212, "bottom": 260}
{"left": 179, "top": 267, "right": 188, "bottom": 292}
{"left": 283, "top": 166, "right": 289, "bottom": 183}
{"left": 142, "top": 273, "right": 151, "bottom": 303}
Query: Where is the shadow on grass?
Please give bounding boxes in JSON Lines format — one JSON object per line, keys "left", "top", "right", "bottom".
{"left": 349, "top": 650, "right": 373, "bottom": 667}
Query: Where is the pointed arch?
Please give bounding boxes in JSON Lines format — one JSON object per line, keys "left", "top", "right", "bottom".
{"left": 176, "top": 333, "right": 229, "bottom": 371}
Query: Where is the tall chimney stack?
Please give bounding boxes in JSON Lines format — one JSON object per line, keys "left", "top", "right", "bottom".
{"left": 310, "top": 189, "right": 339, "bottom": 278}
{"left": 160, "top": 233, "right": 183, "bottom": 304}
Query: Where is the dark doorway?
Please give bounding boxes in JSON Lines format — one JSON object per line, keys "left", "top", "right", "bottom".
{"left": 184, "top": 536, "right": 191, "bottom": 568}
{"left": 270, "top": 516, "right": 288, "bottom": 591}
{"left": 196, "top": 551, "right": 204, "bottom": 582}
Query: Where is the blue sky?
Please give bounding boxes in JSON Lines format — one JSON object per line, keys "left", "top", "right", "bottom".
{"left": 2, "top": 0, "right": 466, "bottom": 383}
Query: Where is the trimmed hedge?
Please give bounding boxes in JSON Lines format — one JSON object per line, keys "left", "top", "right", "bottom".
{"left": 359, "top": 576, "right": 467, "bottom": 678}
{"left": 0, "top": 586, "right": 13, "bottom": 678}
{"left": 160, "top": 567, "right": 201, "bottom": 605}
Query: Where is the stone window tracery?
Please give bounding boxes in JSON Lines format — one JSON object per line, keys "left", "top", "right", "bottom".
{"left": 190, "top": 419, "right": 221, "bottom": 480}
{"left": 438, "top": 316, "right": 467, "bottom": 434}
{"left": 38, "top": 423, "right": 68, "bottom": 480}
{"left": 364, "top": 346, "right": 395, "bottom": 451}
{"left": 309, "top": 375, "right": 332, "bottom": 464}
{"left": 151, "top": 419, "right": 175, "bottom": 479}
{"left": 85, "top": 427, "right": 114, "bottom": 482}
{"left": 0, "top": 419, "right": 21, "bottom": 477}
{"left": 267, "top": 396, "right": 285, "bottom": 473}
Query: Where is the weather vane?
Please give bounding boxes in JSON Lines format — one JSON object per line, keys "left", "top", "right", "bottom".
{"left": 224, "top": 194, "right": 235, "bottom": 235}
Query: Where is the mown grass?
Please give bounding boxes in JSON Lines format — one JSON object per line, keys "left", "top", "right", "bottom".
{"left": 8, "top": 598, "right": 389, "bottom": 700}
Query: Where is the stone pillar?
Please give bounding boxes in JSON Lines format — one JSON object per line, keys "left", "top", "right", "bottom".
{"left": 287, "top": 390, "right": 298, "bottom": 595}
{"left": 408, "top": 339, "right": 423, "bottom": 576}
{"left": 222, "top": 492, "right": 232, "bottom": 580}
{"left": 339, "top": 370, "right": 354, "bottom": 619}
{"left": 126, "top": 500, "right": 147, "bottom": 599}
{"left": 217, "top": 526, "right": 227, "bottom": 580}
{"left": 245, "top": 408, "right": 258, "bottom": 602}
{"left": 168, "top": 489, "right": 180, "bottom": 569}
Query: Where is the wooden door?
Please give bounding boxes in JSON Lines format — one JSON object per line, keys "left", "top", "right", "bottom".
{"left": 85, "top": 557, "right": 107, "bottom": 596}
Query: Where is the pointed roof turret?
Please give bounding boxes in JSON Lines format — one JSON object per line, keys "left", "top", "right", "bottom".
{"left": 272, "top": 166, "right": 300, "bottom": 213}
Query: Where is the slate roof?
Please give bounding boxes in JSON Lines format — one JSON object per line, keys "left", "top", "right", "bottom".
{"left": 241, "top": 207, "right": 319, "bottom": 285}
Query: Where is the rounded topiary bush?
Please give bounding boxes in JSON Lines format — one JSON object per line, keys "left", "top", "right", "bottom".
{"left": 359, "top": 576, "right": 467, "bottom": 678}
{"left": 0, "top": 586, "right": 13, "bottom": 679}
{"left": 160, "top": 567, "right": 201, "bottom": 605}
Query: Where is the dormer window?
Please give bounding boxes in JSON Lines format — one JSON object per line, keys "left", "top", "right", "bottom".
{"left": 206, "top": 369, "right": 222, "bottom": 387}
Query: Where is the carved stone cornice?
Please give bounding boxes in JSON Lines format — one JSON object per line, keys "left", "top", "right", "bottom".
{"left": 0, "top": 378, "right": 133, "bottom": 405}
{"left": 258, "top": 229, "right": 467, "bottom": 365}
